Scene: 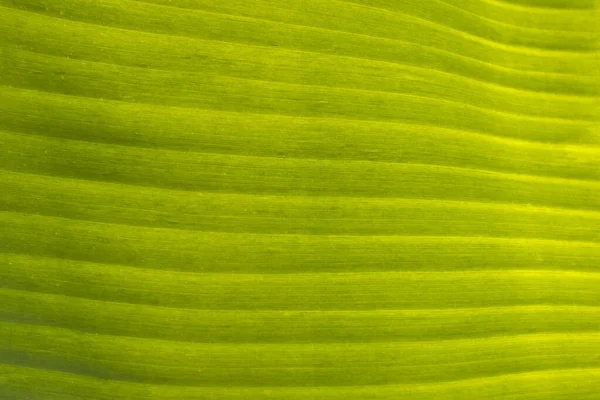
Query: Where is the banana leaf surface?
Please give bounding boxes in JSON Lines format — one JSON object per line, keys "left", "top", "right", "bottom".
{"left": 0, "top": 0, "right": 599, "bottom": 399}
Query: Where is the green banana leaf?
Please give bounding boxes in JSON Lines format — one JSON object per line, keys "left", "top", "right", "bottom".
{"left": 1, "top": 0, "right": 599, "bottom": 398}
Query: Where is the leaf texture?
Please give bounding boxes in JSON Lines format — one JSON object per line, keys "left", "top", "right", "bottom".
{"left": 0, "top": 0, "right": 599, "bottom": 399}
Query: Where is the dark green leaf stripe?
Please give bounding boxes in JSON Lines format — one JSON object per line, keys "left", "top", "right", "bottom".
{"left": 2, "top": 169, "right": 600, "bottom": 241}
{"left": 2, "top": 320, "right": 600, "bottom": 386}
{"left": 2, "top": 130, "right": 599, "bottom": 212}
{"left": 0, "top": 365, "right": 598, "bottom": 400}
{"left": 133, "top": 0, "right": 599, "bottom": 39}
{"left": 3, "top": 288, "right": 600, "bottom": 342}
{"left": 0, "top": 0, "right": 598, "bottom": 398}
{"left": 4, "top": 48, "right": 598, "bottom": 123}
{"left": 2, "top": 251, "right": 599, "bottom": 306}
{"left": 1, "top": 5, "right": 598, "bottom": 95}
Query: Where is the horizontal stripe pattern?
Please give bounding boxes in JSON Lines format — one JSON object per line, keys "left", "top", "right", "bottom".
{"left": 1, "top": 365, "right": 599, "bottom": 400}
{"left": 0, "top": 0, "right": 598, "bottom": 398}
